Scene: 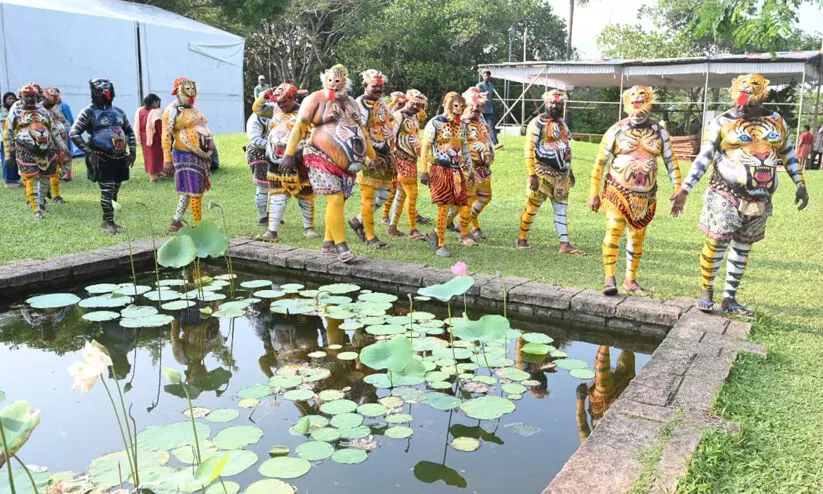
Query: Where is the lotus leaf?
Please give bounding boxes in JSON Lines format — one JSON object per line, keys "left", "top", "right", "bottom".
{"left": 182, "top": 406, "right": 211, "bottom": 419}
{"left": 258, "top": 456, "right": 311, "bottom": 479}
{"left": 245, "top": 478, "right": 295, "bottom": 494}
{"left": 334, "top": 351, "right": 357, "bottom": 362}
{"left": 299, "top": 289, "right": 319, "bottom": 298}
{"left": 158, "top": 279, "right": 186, "bottom": 286}
{"left": 238, "top": 384, "right": 271, "bottom": 400}
{"left": 507, "top": 394, "right": 523, "bottom": 400}
{"left": 501, "top": 383, "right": 527, "bottom": 395}
{"left": 269, "top": 445, "right": 290, "bottom": 456}
{"left": 320, "top": 399, "right": 357, "bottom": 415}
{"left": 81, "top": 310, "right": 120, "bottom": 322}
{"left": 78, "top": 294, "right": 133, "bottom": 309}
{"left": 365, "top": 324, "right": 405, "bottom": 336}
{"left": 521, "top": 343, "right": 554, "bottom": 355}
{"left": 283, "top": 389, "right": 315, "bottom": 401}
{"left": 172, "top": 442, "right": 219, "bottom": 463}
{"left": 330, "top": 413, "right": 364, "bottom": 429}
{"left": 305, "top": 415, "right": 330, "bottom": 428}
{"left": 84, "top": 283, "right": 118, "bottom": 294}
{"left": 240, "top": 280, "right": 272, "bottom": 289}
{"left": 421, "top": 392, "right": 462, "bottom": 411}
{"left": 338, "top": 425, "right": 371, "bottom": 440}
{"left": 308, "top": 351, "right": 327, "bottom": 359}
{"left": 339, "top": 321, "right": 364, "bottom": 330}
{"left": 569, "top": 368, "right": 596, "bottom": 380}
{"left": 291, "top": 440, "right": 334, "bottom": 463}
{"left": 460, "top": 396, "right": 516, "bottom": 420}
{"left": 331, "top": 448, "right": 368, "bottom": 464}
{"left": 413, "top": 461, "right": 467, "bottom": 488}
{"left": 358, "top": 316, "right": 386, "bottom": 326}
{"left": 494, "top": 368, "right": 531, "bottom": 381}
{"left": 145, "top": 290, "right": 182, "bottom": 302}
{"left": 386, "top": 413, "right": 413, "bottom": 424}
{"left": 211, "top": 306, "right": 245, "bottom": 318}
{"left": 301, "top": 367, "right": 331, "bottom": 382}
{"left": 212, "top": 425, "right": 264, "bottom": 450}
{"left": 522, "top": 332, "right": 553, "bottom": 344}
{"left": 425, "top": 370, "right": 449, "bottom": 382}
{"left": 363, "top": 372, "right": 425, "bottom": 388}
{"left": 195, "top": 291, "right": 226, "bottom": 302}
{"left": 450, "top": 436, "right": 480, "bottom": 452}
{"left": 289, "top": 417, "right": 310, "bottom": 436}
{"left": 359, "top": 337, "right": 415, "bottom": 372}
{"left": 417, "top": 275, "right": 474, "bottom": 302}
{"left": 88, "top": 450, "right": 169, "bottom": 488}
{"left": 327, "top": 344, "right": 343, "bottom": 350}
{"left": 206, "top": 481, "right": 240, "bottom": 494}
{"left": 178, "top": 220, "right": 228, "bottom": 258}
{"left": 554, "top": 358, "right": 588, "bottom": 370}
{"left": 392, "top": 387, "right": 425, "bottom": 402}
{"left": 137, "top": 421, "right": 211, "bottom": 451}
{"left": 268, "top": 374, "right": 303, "bottom": 390}
{"left": 253, "top": 289, "right": 286, "bottom": 299}
{"left": 318, "top": 283, "right": 361, "bottom": 294}
{"left": 120, "top": 313, "right": 174, "bottom": 328}
{"left": 189, "top": 452, "right": 230, "bottom": 489}
{"left": 318, "top": 295, "right": 352, "bottom": 305}
{"left": 0, "top": 401, "right": 41, "bottom": 465}
{"left": 433, "top": 347, "right": 473, "bottom": 360}
{"left": 358, "top": 292, "right": 397, "bottom": 303}
{"left": 457, "top": 363, "right": 479, "bottom": 372}
{"left": 318, "top": 389, "right": 345, "bottom": 401}
{"left": 357, "top": 403, "right": 387, "bottom": 417}
{"left": 326, "top": 308, "right": 356, "bottom": 320}
{"left": 469, "top": 354, "right": 514, "bottom": 368}
{"left": 238, "top": 398, "right": 259, "bottom": 408}
{"left": 157, "top": 235, "right": 198, "bottom": 268}
{"left": 161, "top": 300, "right": 196, "bottom": 310}
{"left": 452, "top": 314, "right": 510, "bottom": 342}
{"left": 114, "top": 283, "right": 152, "bottom": 296}
{"left": 383, "top": 426, "right": 412, "bottom": 439}
{"left": 550, "top": 350, "right": 568, "bottom": 358}
{"left": 429, "top": 381, "right": 451, "bottom": 390}
{"left": 472, "top": 375, "right": 497, "bottom": 385}
{"left": 270, "top": 298, "right": 316, "bottom": 314}
{"left": 421, "top": 360, "right": 437, "bottom": 372}
{"left": 379, "top": 396, "right": 404, "bottom": 409}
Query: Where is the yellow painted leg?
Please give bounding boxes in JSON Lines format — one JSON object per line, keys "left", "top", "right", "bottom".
{"left": 23, "top": 177, "right": 39, "bottom": 212}
{"left": 404, "top": 181, "right": 418, "bottom": 231}
{"left": 326, "top": 192, "right": 346, "bottom": 245}
{"left": 518, "top": 197, "right": 543, "bottom": 241}
{"left": 191, "top": 196, "right": 203, "bottom": 224}
{"left": 360, "top": 184, "right": 376, "bottom": 241}
{"left": 436, "top": 204, "right": 449, "bottom": 247}
{"left": 625, "top": 226, "right": 647, "bottom": 282}
{"left": 602, "top": 211, "right": 627, "bottom": 280}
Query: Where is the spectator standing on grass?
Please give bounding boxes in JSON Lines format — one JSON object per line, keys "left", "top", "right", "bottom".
{"left": 254, "top": 75, "right": 271, "bottom": 99}
{"left": 1, "top": 91, "right": 21, "bottom": 187}
{"left": 476, "top": 70, "right": 503, "bottom": 150}
{"left": 136, "top": 93, "right": 165, "bottom": 183}
{"left": 812, "top": 124, "right": 823, "bottom": 170}
{"left": 797, "top": 124, "right": 813, "bottom": 171}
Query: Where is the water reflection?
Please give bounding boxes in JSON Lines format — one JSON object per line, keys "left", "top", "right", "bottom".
{"left": 576, "top": 346, "right": 636, "bottom": 442}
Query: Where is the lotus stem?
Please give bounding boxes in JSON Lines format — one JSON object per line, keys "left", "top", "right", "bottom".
{"left": 213, "top": 203, "right": 235, "bottom": 296}
{"left": 101, "top": 378, "right": 137, "bottom": 487}
{"left": 127, "top": 238, "right": 138, "bottom": 292}
{"left": 219, "top": 477, "right": 229, "bottom": 494}
{"left": 113, "top": 376, "right": 138, "bottom": 487}
{"left": 446, "top": 302, "right": 457, "bottom": 362}
{"left": 137, "top": 201, "right": 161, "bottom": 289}
{"left": 128, "top": 403, "right": 139, "bottom": 488}
{"left": 0, "top": 420, "right": 16, "bottom": 494}
{"left": 463, "top": 293, "right": 467, "bottom": 317}
{"left": 12, "top": 455, "right": 38, "bottom": 494}
{"left": 182, "top": 384, "right": 202, "bottom": 464}
{"left": 480, "top": 342, "right": 491, "bottom": 374}
{"left": 407, "top": 294, "right": 414, "bottom": 340}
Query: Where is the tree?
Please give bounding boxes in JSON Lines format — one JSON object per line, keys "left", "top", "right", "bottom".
{"left": 566, "top": 0, "right": 590, "bottom": 60}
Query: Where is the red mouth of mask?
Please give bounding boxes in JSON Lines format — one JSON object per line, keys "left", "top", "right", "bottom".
{"left": 328, "top": 89, "right": 336, "bottom": 101}
{"left": 188, "top": 96, "right": 195, "bottom": 105}
{"left": 454, "top": 114, "right": 461, "bottom": 124}
{"left": 632, "top": 101, "right": 642, "bottom": 109}
{"left": 103, "top": 89, "right": 112, "bottom": 101}
{"left": 737, "top": 92, "right": 750, "bottom": 106}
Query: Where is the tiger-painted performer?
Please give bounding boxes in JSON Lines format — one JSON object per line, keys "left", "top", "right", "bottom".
{"left": 518, "top": 90, "right": 584, "bottom": 255}
{"left": 589, "top": 85, "right": 682, "bottom": 296}
{"left": 670, "top": 74, "right": 808, "bottom": 316}
{"left": 162, "top": 77, "right": 214, "bottom": 231}
{"left": 245, "top": 96, "right": 272, "bottom": 228}
{"left": 70, "top": 79, "right": 136, "bottom": 233}
{"left": 253, "top": 83, "right": 317, "bottom": 242}
{"left": 420, "top": 91, "right": 472, "bottom": 257}
{"left": 42, "top": 88, "right": 71, "bottom": 202}
{"left": 348, "top": 70, "right": 395, "bottom": 250}
{"left": 281, "top": 64, "right": 375, "bottom": 263}
{"left": 386, "top": 89, "right": 428, "bottom": 240}
{"left": 575, "top": 346, "right": 635, "bottom": 443}
{"left": 382, "top": 91, "right": 407, "bottom": 226}
{"left": 4, "top": 83, "right": 67, "bottom": 219}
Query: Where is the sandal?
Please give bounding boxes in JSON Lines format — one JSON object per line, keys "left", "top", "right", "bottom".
{"left": 603, "top": 282, "right": 618, "bottom": 296}
{"left": 695, "top": 299, "right": 715, "bottom": 313}
{"left": 366, "top": 237, "right": 390, "bottom": 250}
{"left": 409, "top": 230, "right": 425, "bottom": 240}
{"left": 337, "top": 249, "right": 356, "bottom": 263}
{"left": 416, "top": 215, "right": 432, "bottom": 225}
{"left": 460, "top": 236, "right": 477, "bottom": 247}
{"left": 425, "top": 232, "right": 439, "bottom": 251}
{"left": 321, "top": 242, "right": 337, "bottom": 255}
{"left": 348, "top": 218, "right": 366, "bottom": 241}
{"left": 624, "top": 283, "right": 652, "bottom": 297}
{"left": 723, "top": 303, "right": 753, "bottom": 317}
{"left": 517, "top": 240, "right": 533, "bottom": 250}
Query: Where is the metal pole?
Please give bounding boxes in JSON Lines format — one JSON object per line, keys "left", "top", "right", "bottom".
{"left": 505, "top": 27, "right": 513, "bottom": 127}
{"left": 701, "top": 64, "right": 710, "bottom": 133}
{"left": 523, "top": 26, "right": 528, "bottom": 62}
{"left": 814, "top": 58, "right": 822, "bottom": 131}
{"left": 796, "top": 67, "right": 807, "bottom": 144}
{"left": 617, "top": 69, "right": 624, "bottom": 118}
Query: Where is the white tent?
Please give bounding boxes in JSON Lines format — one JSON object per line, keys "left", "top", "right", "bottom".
{"left": 0, "top": 0, "right": 245, "bottom": 134}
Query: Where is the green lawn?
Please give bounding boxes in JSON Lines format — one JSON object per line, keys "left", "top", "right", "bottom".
{"left": 1, "top": 133, "right": 822, "bottom": 492}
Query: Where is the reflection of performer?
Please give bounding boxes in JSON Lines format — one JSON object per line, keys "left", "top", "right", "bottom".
{"left": 96, "top": 320, "right": 138, "bottom": 380}
{"left": 589, "top": 86, "right": 682, "bottom": 296}
{"left": 514, "top": 338, "right": 550, "bottom": 398}
{"left": 670, "top": 74, "right": 809, "bottom": 316}
{"left": 170, "top": 308, "right": 221, "bottom": 383}
{"left": 19, "top": 305, "right": 72, "bottom": 343}
{"left": 252, "top": 309, "right": 320, "bottom": 378}
{"left": 575, "top": 346, "right": 635, "bottom": 443}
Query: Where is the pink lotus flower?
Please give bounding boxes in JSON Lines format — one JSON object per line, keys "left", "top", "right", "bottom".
{"left": 450, "top": 261, "right": 468, "bottom": 276}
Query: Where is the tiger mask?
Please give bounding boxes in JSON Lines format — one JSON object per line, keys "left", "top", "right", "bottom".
{"left": 622, "top": 85, "right": 655, "bottom": 120}
{"left": 730, "top": 73, "right": 769, "bottom": 108}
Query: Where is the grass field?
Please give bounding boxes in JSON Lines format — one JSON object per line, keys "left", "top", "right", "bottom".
{"left": 1, "top": 133, "right": 821, "bottom": 492}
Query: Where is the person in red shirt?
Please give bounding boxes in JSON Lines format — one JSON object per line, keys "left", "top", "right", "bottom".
{"left": 797, "top": 124, "right": 813, "bottom": 171}
{"left": 135, "top": 94, "right": 164, "bottom": 182}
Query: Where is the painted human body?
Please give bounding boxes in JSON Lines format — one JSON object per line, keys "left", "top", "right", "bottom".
{"left": 590, "top": 86, "right": 682, "bottom": 296}
{"left": 4, "top": 84, "right": 67, "bottom": 219}
{"left": 386, "top": 89, "right": 428, "bottom": 240}
{"left": 70, "top": 79, "right": 136, "bottom": 233}
{"left": 245, "top": 107, "right": 271, "bottom": 227}
{"left": 349, "top": 70, "right": 396, "bottom": 249}
{"left": 253, "top": 83, "right": 317, "bottom": 242}
{"left": 518, "top": 90, "right": 583, "bottom": 254}
{"left": 42, "top": 88, "right": 70, "bottom": 201}
{"left": 456, "top": 87, "right": 495, "bottom": 245}
{"left": 162, "top": 78, "right": 214, "bottom": 231}
{"left": 420, "top": 91, "right": 472, "bottom": 257}
{"left": 281, "top": 64, "right": 375, "bottom": 263}
{"left": 575, "top": 346, "right": 635, "bottom": 442}
{"left": 671, "top": 74, "right": 808, "bottom": 316}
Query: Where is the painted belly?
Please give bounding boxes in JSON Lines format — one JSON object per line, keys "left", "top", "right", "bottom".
{"left": 310, "top": 120, "right": 367, "bottom": 170}
{"left": 610, "top": 154, "right": 657, "bottom": 192}
{"left": 716, "top": 157, "right": 777, "bottom": 197}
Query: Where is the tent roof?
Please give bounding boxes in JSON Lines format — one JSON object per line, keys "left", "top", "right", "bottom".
{"left": 478, "top": 51, "right": 823, "bottom": 90}
{"left": 0, "top": 0, "right": 242, "bottom": 39}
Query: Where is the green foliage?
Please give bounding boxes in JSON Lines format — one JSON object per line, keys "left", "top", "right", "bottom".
{"left": 0, "top": 401, "right": 41, "bottom": 467}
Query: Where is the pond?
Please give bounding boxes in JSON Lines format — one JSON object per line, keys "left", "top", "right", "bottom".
{"left": 0, "top": 268, "right": 652, "bottom": 493}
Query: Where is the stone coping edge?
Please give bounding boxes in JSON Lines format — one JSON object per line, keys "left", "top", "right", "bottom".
{"left": 0, "top": 237, "right": 766, "bottom": 493}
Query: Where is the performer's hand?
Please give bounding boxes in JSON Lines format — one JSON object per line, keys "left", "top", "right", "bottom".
{"left": 6, "top": 151, "right": 15, "bottom": 167}
{"left": 588, "top": 195, "right": 601, "bottom": 212}
{"left": 569, "top": 172, "right": 576, "bottom": 188}
{"left": 163, "top": 162, "right": 174, "bottom": 175}
{"left": 126, "top": 153, "right": 136, "bottom": 168}
{"left": 88, "top": 151, "right": 101, "bottom": 169}
{"left": 669, "top": 188, "right": 689, "bottom": 217}
{"left": 280, "top": 155, "right": 297, "bottom": 175}
{"left": 528, "top": 175, "right": 539, "bottom": 191}
{"left": 795, "top": 186, "right": 809, "bottom": 211}
{"left": 467, "top": 173, "right": 476, "bottom": 187}
{"left": 420, "top": 172, "right": 430, "bottom": 186}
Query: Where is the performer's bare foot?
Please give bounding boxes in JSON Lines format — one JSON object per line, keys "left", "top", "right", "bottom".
{"left": 303, "top": 228, "right": 319, "bottom": 238}
{"left": 603, "top": 276, "right": 618, "bottom": 296}
{"left": 517, "top": 239, "right": 533, "bottom": 250}
{"left": 624, "top": 280, "right": 652, "bottom": 296}
{"left": 720, "top": 298, "right": 753, "bottom": 317}
{"left": 101, "top": 221, "right": 119, "bottom": 235}
{"left": 348, "top": 218, "right": 366, "bottom": 241}
{"left": 321, "top": 241, "right": 337, "bottom": 255}
{"left": 381, "top": 216, "right": 390, "bottom": 225}
{"left": 559, "top": 242, "right": 584, "bottom": 255}
{"left": 53, "top": 196, "right": 67, "bottom": 204}
{"left": 409, "top": 229, "right": 425, "bottom": 240}
{"left": 168, "top": 219, "right": 184, "bottom": 232}
{"left": 387, "top": 225, "right": 406, "bottom": 237}
{"left": 258, "top": 230, "right": 279, "bottom": 243}
{"left": 471, "top": 228, "right": 487, "bottom": 240}
{"left": 34, "top": 210, "right": 45, "bottom": 221}
{"left": 460, "top": 235, "right": 477, "bottom": 246}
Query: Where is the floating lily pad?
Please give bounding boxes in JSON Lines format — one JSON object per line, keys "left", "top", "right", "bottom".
{"left": 331, "top": 448, "right": 368, "bottom": 464}
{"left": 318, "top": 295, "right": 353, "bottom": 305}
{"left": 501, "top": 383, "right": 527, "bottom": 394}
{"left": 507, "top": 394, "right": 523, "bottom": 400}
{"left": 195, "top": 291, "right": 226, "bottom": 302}
{"left": 137, "top": 422, "right": 211, "bottom": 451}
{"left": 357, "top": 403, "right": 387, "bottom": 417}
{"left": 339, "top": 321, "right": 364, "bottom": 330}
{"left": 301, "top": 367, "right": 331, "bottom": 383}
{"left": 271, "top": 298, "right": 316, "bottom": 315}
{"left": 171, "top": 441, "right": 219, "bottom": 464}
{"left": 549, "top": 350, "right": 568, "bottom": 358}
{"left": 320, "top": 399, "right": 357, "bottom": 415}
{"left": 114, "top": 284, "right": 152, "bottom": 297}
{"left": 258, "top": 456, "right": 311, "bottom": 479}
{"left": 521, "top": 379, "right": 541, "bottom": 386}
{"left": 318, "top": 389, "right": 345, "bottom": 401}
{"left": 145, "top": 290, "right": 182, "bottom": 302}
{"left": 88, "top": 450, "right": 169, "bottom": 488}
{"left": 521, "top": 343, "right": 554, "bottom": 355}
{"left": 337, "top": 351, "right": 359, "bottom": 361}
{"left": 85, "top": 283, "right": 118, "bottom": 294}
{"left": 470, "top": 354, "right": 515, "bottom": 368}
{"left": 305, "top": 415, "right": 330, "bottom": 428}
{"left": 120, "top": 313, "right": 174, "bottom": 328}
{"left": 182, "top": 406, "right": 211, "bottom": 419}
{"left": 254, "top": 289, "right": 286, "bottom": 299}
{"left": 318, "top": 283, "right": 361, "bottom": 294}
{"left": 238, "top": 398, "right": 259, "bottom": 408}
{"left": 358, "top": 292, "right": 397, "bottom": 303}
{"left": 283, "top": 389, "right": 315, "bottom": 401}
{"left": 162, "top": 300, "right": 196, "bottom": 310}
{"left": 379, "top": 396, "right": 404, "bottom": 409}
{"left": 310, "top": 427, "right": 341, "bottom": 442}
{"left": 212, "top": 425, "right": 264, "bottom": 450}
{"left": 386, "top": 413, "right": 413, "bottom": 424}
{"left": 295, "top": 440, "right": 335, "bottom": 461}
{"left": 206, "top": 409, "right": 239, "bottom": 423}
{"left": 450, "top": 437, "right": 480, "bottom": 452}
{"left": 554, "top": 358, "right": 588, "bottom": 370}
{"left": 522, "top": 332, "right": 554, "bottom": 344}
{"left": 78, "top": 294, "right": 133, "bottom": 309}
{"left": 269, "top": 375, "right": 302, "bottom": 390}
{"left": 393, "top": 387, "right": 425, "bottom": 402}
{"left": 289, "top": 417, "right": 311, "bottom": 436}
{"left": 269, "top": 445, "right": 290, "bottom": 456}
{"left": 81, "top": 310, "right": 120, "bottom": 322}
{"left": 421, "top": 392, "right": 462, "bottom": 411}
{"left": 339, "top": 425, "right": 371, "bottom": 440}
{"left": 330, "top": 413, "right": 364, "bottom": 429}
{"left": 245, "top": 479, "right": 295, "bottom": 494}
{"left": 472, "top": 375, "right": 497, "bottom": 385}
{"left": 308, "top": 351, "right": 327, "bottom": 359}
{"left": 280, "top": 283, "right": 304, "bottom": 292}
{"left": 240, "top": 280, "right": 272, "bottom": 289}
{"left": 460, "top": 396, "right": 516, "bottom": 420}
{"left": 495, "top": 368, "right": 531, "bottom": 381}
{"left": 238, "top": 384, "right": 271, "bottom": 400}
{"left": 385, "top": 426, "right": 414, "bottom": 439}
{"left": 158, "top": 279, "right": 186, "bottom": 286}
{"left": 569, "top": 368, "right": 596, "bottom": 380}
{"left": 206, "top": 481, "right": 240, "bottom": 494}
{"left": 365, "top": 324, "right": 405, "bottom": 336}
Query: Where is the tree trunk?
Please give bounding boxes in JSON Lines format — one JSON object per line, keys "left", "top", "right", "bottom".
{"left": 566, "top": 0, "right": 574, "bottom": 60}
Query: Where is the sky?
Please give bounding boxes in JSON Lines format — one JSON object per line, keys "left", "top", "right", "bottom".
{"left": 545, "top": 0, "right": 823, "bottom": 60}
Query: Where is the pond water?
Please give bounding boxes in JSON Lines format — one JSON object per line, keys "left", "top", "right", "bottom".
{"left": 0, "top": 269, "right": 652, "bottom": 493}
